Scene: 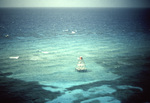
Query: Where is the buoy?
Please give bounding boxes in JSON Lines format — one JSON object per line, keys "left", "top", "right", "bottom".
{"left": 76, "top": 56, "right": 87, "bottom": 72}
{"left": 79, "top": 56, "right": 83, "bottom": 60}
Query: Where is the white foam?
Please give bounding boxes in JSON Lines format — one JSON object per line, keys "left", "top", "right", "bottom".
{"left": 9, "top": 56, "right": 19, "bottom": 59}
{"left": 42, "top": 51, "right": 49, "bottom": 54}
{"left": 71, "top": 31, "right": 76, "bottom": 34}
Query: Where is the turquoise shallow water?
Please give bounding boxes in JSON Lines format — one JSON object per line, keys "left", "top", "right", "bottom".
{"left": 0, "top": 8, "right": 150, "bottom": 102}
{"left": 1, "top": 32, "right": 121, "bottom": 83}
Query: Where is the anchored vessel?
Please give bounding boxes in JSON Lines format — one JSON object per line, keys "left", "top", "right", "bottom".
{"left": 75, "top": 56, "right": 87, "bottom": 72}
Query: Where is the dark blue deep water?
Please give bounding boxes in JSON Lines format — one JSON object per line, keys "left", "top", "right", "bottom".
{"left": 0, "top": 8, "right": 150, "bottom": 103}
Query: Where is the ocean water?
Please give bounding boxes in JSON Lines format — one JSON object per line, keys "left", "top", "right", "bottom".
{"left": 0, "top": 8, "right": 150, "bottom": 103}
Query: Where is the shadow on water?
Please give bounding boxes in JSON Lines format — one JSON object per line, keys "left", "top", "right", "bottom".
{"left": 0, "top": 72, "right": 61, "bottom": 103}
